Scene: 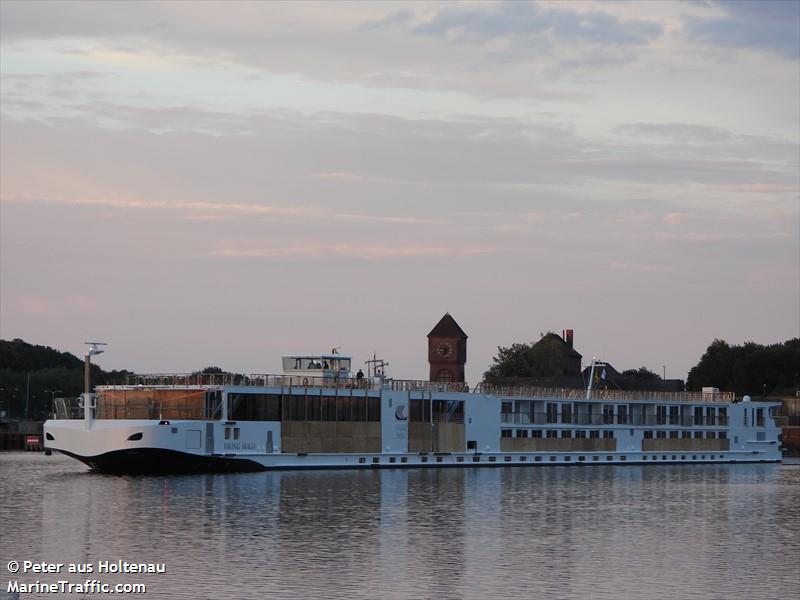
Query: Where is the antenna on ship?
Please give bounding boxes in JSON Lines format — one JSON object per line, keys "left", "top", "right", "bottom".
{"left": 83, "top": 342, "right": 107, "bottom": 429}
{"left": 365, "top": 352, "right": 389, "bottom": 380}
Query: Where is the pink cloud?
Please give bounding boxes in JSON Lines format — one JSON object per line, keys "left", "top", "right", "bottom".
{"left": 609, "top": 261, "right": 673, "bottom": 273}
{"left": 662, "top": 212, "right": 691, "bottom": 226}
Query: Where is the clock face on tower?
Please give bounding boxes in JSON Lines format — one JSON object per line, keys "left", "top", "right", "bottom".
{"left": 435, "top": 342, "right": 453, "bottom": 358}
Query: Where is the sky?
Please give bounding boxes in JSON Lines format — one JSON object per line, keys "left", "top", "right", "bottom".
{"left": 1, "top": 0, "right": 798, "bottom": 383}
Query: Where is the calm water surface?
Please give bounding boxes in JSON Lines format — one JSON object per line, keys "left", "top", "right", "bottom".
{"left": 1, "top": 453, "right": 798, "bottom": 599}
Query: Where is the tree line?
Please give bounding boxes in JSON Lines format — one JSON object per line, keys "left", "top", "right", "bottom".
{"left": 483, "top": 335, "right": 799, "bottom": 396}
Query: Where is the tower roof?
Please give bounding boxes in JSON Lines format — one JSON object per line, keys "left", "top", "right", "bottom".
{"left": 427, "top": 313, "right": 468, "bottom": 339}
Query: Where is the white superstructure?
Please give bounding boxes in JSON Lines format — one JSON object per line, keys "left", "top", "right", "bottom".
{"left": 43, "top": 354, "right": 782, "bottom": 474}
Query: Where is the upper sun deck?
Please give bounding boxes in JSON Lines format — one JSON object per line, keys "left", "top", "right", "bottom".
{"left": 101, "top": 373, "right": 735, "bottom": 403}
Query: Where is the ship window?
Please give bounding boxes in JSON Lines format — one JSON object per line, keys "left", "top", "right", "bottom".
{"left": 592, "top": 456, "right": 599, "bottom": 461}
{"left": 321, "top": 396, "right": 336, "bottom": 421}
{"left": 467, "top": 440, "right": 477, "bottom": 450}
{"left": 127, "top": 432, "right": 143, "bottom": 441}
{"left": 224, "top": 427, "right": 231, "bottom": 440}
{"left": 620, "top": 456, "right": 627, "bottom": 461}
{"left": 564, "top": 456, "right": 571, "bottom": 461}
{"left": 590, "top": 430, "right": 600, "bottom": 439}
{"left": 644, "top": 431, "right": 653, "bottom": 439}
{"left": 561, "top": 404, "right": 572, "bottom": 424}
{"left": 616, "top": 405, "right": 628, "bottom": 425}
{"left": 520, "top": 456, "right": 527, "bottom": 462}
{"left": 546, "top": 403, "right": 558, "bottom": 423}
{"left": 606, "top": 456, "right": 613, "bottom": 461}
{"left": 473, "top": 456, "right": 480, "bottom": 462}
{"left": 336, "top": 396, "right": 351, "bottom": 421}
{"left": 561, "top": 430, "right": 572, "bottom": 439}
{"left": 358, "top": 457, "right": 366, "bottom": 464}
{"left": 603, "top": 431, "right": 614, "bottom": 439}
{"left": 367, "top": 397, "right": 381, "bottom": 422}
{"left": 669, "top": 431, "right": 678, "bottom": 439}
{"left": 515, "top": 429, "right": 528, "bottom": 438}
{"left": 421, "top": 456, "right": 428, "bottom": 463}
{"left": 756, "top": 408, "right": 764, "bottom": 427}
{"left": 389, "top": 457, "right": 396, "bottom": 463}
{"left": 401, "top": 457, "right": 408, "bottom": 463}
{"left": 719, "top": 431, "right": 727, "bottom": 440}
{"left": 549, "top": 456, "right": 556, "bottom": 462}
{"left": 504, "top": 456, "right": 512, "bottom": 462}
{"left": 546, "top": 430, "right": 557, "bottom": 438}
{"left": 681, "top": 455, "right": 686, "bottom": 460}
{"left": 578, "top": 456, "right": 585, "bottom": 462}
{"left": 707, "top": 431, "right": 716, "bottom": 439}
{"left": 695, "top": 406, "right": 704, "bottom": 426}
{"left": 436, "top": 456, "right": 443, "bottom": 463}
{"left": 692, "top": 455, "right": 697, "bottom": 460}
{"left": 682, "top": 431, "right": 691, "bottom": 439}
{"left": 228, "top": 393, "right": 282, "bottom": 421}
{"left": 575, "top": 430, "right": 587, "bottom": 439}
{"left": 488, "top": 456, "right": 496, "bottom": 462}
{"left": 234, "top": 428, "right": 240, "bottom": 440}
{"left": 642, "top": 456, "right": 647, "bottom": 461}
{"left": 532, "top": 430, "right": 543, "bottom": 438}
{"left": 502, "top": 429, "right": 512, "bottom": 438}
{"left": 457, "top": 456, "right": 464, "bottom": 462}
{"left": 694, "top": 431, "right": 703, "bottom": 439}
{"left": 656, "top": 431, "right": 666, "bottom": 439}
{"left": 372, "top": 457, "right": 379, "bottom": 464}
{"left": 535, "top": 456, "right": 542, "bottom": 462}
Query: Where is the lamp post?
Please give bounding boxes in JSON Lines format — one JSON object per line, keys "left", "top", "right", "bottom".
{"left": 84, "top": 342, "right": 107, "bottom": 429}
{"left": 45, "top": 389, "right": 62, "bottom": 419}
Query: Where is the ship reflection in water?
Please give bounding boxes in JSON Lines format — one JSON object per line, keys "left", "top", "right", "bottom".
{"left": 2, "top": 453, "right": 799, "bottom": 599}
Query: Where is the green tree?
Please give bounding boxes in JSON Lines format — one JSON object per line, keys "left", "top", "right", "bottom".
{"left": 483, "top": 335, "right": 568, "bottom": 383}
{"left": 687, "top": 338, "right": 800, "bottom": 395}
{"left": 621, "top": 367, "right": 661, "bottom": 381}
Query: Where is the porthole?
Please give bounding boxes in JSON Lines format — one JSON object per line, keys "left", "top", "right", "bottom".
{"left": 127, "top": 432, "right": 143, "bottom": 441}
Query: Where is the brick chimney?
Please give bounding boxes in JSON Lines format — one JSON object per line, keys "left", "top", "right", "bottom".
{"left": 563, "top": 329, "right": 574, "bottom": 348}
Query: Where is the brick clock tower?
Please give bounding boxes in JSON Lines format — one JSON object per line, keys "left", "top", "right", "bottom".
{"left": 428, "top": 313, "right": 468, "bottom": 383}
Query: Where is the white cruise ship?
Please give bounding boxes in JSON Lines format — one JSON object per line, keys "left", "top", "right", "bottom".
{"left": 43, "top": 351, "right": 782, "bottom": 474}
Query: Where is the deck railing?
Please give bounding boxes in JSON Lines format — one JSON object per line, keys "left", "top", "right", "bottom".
{"left": 114, "top": 374, "right": 470, "bottom": 393}
{"left": 107, "top": 374, "right": 733, "bottom": 403}
{"left": 480, "top": 384, "right": 734, "bottom": 404}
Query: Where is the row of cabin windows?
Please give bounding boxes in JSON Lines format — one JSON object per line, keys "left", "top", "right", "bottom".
{"left": 228, "top": 393, "right": 380, "bottom": 422}
{"left": 502, "top": 429, "right": 614, "bottom": 439}
{"left": 643, "top": 430, "right": 727, "bottom": 439}
{"left": 502, "top": 402, "right": 729, "bottom": 426}
{"left": 360, "top": 454, "right": 725, "bottom": 465}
